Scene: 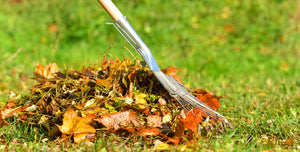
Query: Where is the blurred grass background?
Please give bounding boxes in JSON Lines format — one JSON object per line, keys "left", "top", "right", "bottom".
{"left": 0, "top": 0, "right": 299, "bottom": 151}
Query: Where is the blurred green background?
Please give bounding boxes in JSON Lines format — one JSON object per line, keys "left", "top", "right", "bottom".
{"left": 0, "top": 0, "right": 299, "bottom": 150}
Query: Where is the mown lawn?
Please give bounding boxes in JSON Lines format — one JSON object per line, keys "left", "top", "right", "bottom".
{"left": 0, "top": 0, "right": 299, "bottom": 151}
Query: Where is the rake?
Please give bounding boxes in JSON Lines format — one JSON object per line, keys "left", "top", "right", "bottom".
{"left": 97, "top": 0, "right": 232, "bottom": 128}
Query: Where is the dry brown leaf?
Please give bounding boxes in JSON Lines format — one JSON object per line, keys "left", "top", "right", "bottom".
{"left": 57, "top": 108, "right": 96, "bottom": 144}
{"left": 138, "top": 127, "right": 161, "bottom": 137}
{"left": 1, "top": 101, "right": 28, "bottom": 120}
{"left": 146, "top": 114, "right": 162, "bottom": 128}
{"left": 166, "top": 136, "right": 180, "bottom": 145}
{"left": 0, "top": 112, "right": 6, "bottom": 126}
{"left": 94, "top": 111, "right": 139, "bottom": 130}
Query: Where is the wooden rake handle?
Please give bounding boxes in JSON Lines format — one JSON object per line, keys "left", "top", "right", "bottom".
{"left": 98, "top": 0, "right": 123, "bottom": 21}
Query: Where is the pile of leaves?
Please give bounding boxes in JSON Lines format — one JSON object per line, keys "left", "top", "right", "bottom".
{"left": 0, "top": 56, "right": 226, "bottom": 147}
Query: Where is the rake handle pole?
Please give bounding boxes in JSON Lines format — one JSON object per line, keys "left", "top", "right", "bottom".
{"left": 98, "top": 0, "right": 123, "bottom": 21}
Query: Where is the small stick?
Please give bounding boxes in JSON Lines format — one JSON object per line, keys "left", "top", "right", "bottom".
{"left": 7, "top": 47, "right": 22, "bottom": 62}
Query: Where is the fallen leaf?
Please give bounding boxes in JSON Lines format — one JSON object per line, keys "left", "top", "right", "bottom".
{"left": 135, "top": 93, "right": 148, "bottom": 105}
{"left": 194, "top": 89, "right": 220, "bottom": 110}
{"left": 4, "top": 100, "right": 16, "bottom": 109}
{"left": 162, "top": 67, "right": 182, "bottom": 83}
{"left": 175, "top": 108, "right": 203, "bottom": 137}
{"left": 96, "top": 76, "right": 113, "bottom": 86}
{"left": 74, "top": 133, "right": 96, "bottom": 144}
{"left": 48, "top": 24, "right": 58, "bottom": 33}
{"left": 34, "top": 62, "right": 59, "bottom": 79}
{"left": 162, "top": 113, "right": 172, "bottom": 123}
{"left": 1, "top": 101, "right": 28, "bottom": 120}
{"left": 95, "top": 111, "right": 139, "bottom": 130}
{"left": 0, "top": 112, "right": 6, "bottom": 126}
{"left": 153, "top": 140, "right": 170, "bottom": 151}
{"left": 166, "top": 136, "right": 180, "bottom": 145}
{"left": 158, "top": 98, "right": 167, "bottom": 106}
{"left": 224, "top": 25, "right": 234, "bottom": 33}
{"left": 138, "top": 127, "right": 161, "bottom": 137}
{"left": 146, "top": 115, "right": 162, "bottom": 128}
{"left": 257, "top": 93, "right": 267, "bottom": 97}
{"left": 57, "top": 108, "right": 96, "bottom": 144}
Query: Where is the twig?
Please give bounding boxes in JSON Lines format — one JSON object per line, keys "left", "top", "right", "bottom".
{"left": 51, "top": 32, "right": 61, "bottom": 59}
{"left": 122, "top": 45, "right": 138, "bottom": 62}
{"left": 7, "top": 47, "right": 22, "bottom": 62}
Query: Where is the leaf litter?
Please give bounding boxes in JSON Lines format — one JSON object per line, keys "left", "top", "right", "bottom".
{"left": 0, "top": 56, "right": 229, "bottom": 149}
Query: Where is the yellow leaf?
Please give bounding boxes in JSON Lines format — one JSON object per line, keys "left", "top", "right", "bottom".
{"left": 162, "top": 113, "right": 172, "bottom": 123}
{"left": 57, "top": 108, "right": 96, "bottom": 144}
{"left": 135, "top": 93, "right": 148, "bottom": 105}
{"left": 153, "top": 140, "right": 170, "bottom": 151}
{"left": 257, "top": 93, "right": 267, "bottom": 97}
{"left": 178, "top": 145, "right": 187, "bottom": 152}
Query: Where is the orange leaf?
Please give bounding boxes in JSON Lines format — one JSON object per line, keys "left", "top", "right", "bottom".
{"left": 162, "top": 67, "right": 182, "bottom": 83}
{"left": 96, "top": 77, "right": 113, "bottom": 86}
{"left": 194, "top": 89, "right": 220, "bottom": 110}
{"left": 166, "top": 136, "right": 180, "bottom": 145}
{"left": 0, "top": 112, "right": 6, "bottom": 126}
{"left": 101, "top": 56, "right": 115, "bottom": 67}
{"left": 175, "top": 108, "right": 203, "bottom": 137}
{"left": 34, "top": 62, "right": 59, "bottom": 79}
{"left": 94, "top": 111, "right": 139, "bottom": 130}
{"left": 4, "top": 100, "right": 16, "bottom": 109}
{"left": 48, "top": 24, "right": 58, "bottom": 33}
{"left": 57, "top": 108, "right": 96, "bottom": 144}
{"left": 224, "top": 25, "right": 234, "bottom": 33}
{"left": 74, "top": 133, "right": 95, "bottom": 144}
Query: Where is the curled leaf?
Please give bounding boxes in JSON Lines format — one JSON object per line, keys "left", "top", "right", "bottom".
{"left": 34, "top": 62, "right": 59, "bottom": 79}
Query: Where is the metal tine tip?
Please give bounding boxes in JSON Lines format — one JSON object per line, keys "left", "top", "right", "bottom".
{"left": 168, "top": 75, "right": 232, "bottom": 128}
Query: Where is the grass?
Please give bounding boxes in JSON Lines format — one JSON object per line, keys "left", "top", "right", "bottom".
{"left": 0, "top": 0, "right": 299, "bottom": 151}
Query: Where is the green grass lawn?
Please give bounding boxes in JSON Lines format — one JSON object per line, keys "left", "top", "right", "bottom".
{"left": 0, "top": 0, "right": 299, "bottom": 151}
